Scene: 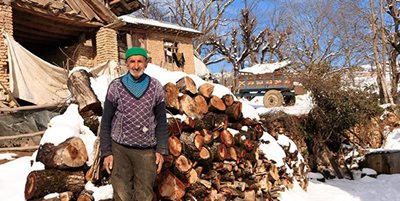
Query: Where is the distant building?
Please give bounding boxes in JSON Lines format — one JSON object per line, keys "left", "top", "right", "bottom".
{"left": 118, "top": 15, "right": 202, "bottom": 75}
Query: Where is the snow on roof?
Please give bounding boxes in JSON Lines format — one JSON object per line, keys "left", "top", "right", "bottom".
{"left": 194, "top": 55, "right": 210, "bottom": 77}
{"left": 119, "top": 15, "right": 202, "bottom": 34}
{"left": 240, "top": 60, "right": 291, "bottom": 74}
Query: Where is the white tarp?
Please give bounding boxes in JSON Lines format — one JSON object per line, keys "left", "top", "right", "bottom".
{"left": 5, "top": 34, "right": 117, "bottom": 105}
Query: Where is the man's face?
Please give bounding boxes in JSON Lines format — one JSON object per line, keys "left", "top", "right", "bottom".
{"left": 126, "top": 55, "right": 147, "bottom": 79}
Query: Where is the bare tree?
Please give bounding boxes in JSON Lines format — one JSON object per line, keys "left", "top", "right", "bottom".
{"left": 207, "top": 8, "right": 267, "bottom": 88}
{"left": 384, "top": 0, "right": 400, "bottom": 103}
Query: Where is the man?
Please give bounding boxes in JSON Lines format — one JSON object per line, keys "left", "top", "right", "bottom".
{"left": 99, "top": 47, "right": 168, "bottom": 201}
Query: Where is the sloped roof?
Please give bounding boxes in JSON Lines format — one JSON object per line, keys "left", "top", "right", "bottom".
{"left": 119, "top": 15, "right": 202, "bottom": 37}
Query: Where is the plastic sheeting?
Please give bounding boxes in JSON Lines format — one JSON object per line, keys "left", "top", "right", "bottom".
{"left": 5, "top": 34, "right": 118, "bottom": 105}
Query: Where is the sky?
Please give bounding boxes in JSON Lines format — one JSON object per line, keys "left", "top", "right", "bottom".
{"left": 0, "top": 63, "right": 400, "bottom": 201}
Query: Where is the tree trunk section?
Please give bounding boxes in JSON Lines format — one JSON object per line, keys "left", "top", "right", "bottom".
{"left": 194, "top": 95, "right": 208, "bottom": 114}
{"left": 176, "top": 76, "right": 198, "bottom": 95}
{"left": 221, "top": 94, "right": 235, "bottom": 107}
{"left": 198, "top": 83, "right": 214, "bottom": 99}
{"left": 36, "top": 137, "right": 88, "bottom": 169}
{"left": 25, "top": 170, "right": 85, "bottom": 200}
{"left": 164, "top": 82, "right": 180, "bottom": 111}
{"left": 157, "top": 170, "right": 186, "bottom": 200}
{"left": 209, "top": 96, "right": 226, "bottom": 112}
{"left": 225, "top": 101, "right": 242, "bottom": 121}
{"left": 169, "top": 135, "right": 182, "bottom": 157}
{"left": 67, "top": 70, "right": 102, "bottom": 115}
{"left": 179, "top": 94, "right": 202, "bottom": 119}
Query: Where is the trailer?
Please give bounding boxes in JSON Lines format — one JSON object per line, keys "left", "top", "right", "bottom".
{"left": 235, "top": 70, "right": 305, "bottom": 107}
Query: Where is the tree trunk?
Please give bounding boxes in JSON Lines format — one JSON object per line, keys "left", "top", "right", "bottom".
{"left": 180, "top": 132, "right": 204, "bottom": 151}
{"left": 157, "top": 170, "right": 186, "bottom": 200}
{"left": 25, "top": 170, "right": 85, "bottom": 200}
{"left": 67, "top": 70, "right": 102, "bottom": 115}
{"left": 169, "top": 135, "right": 183, "bottom": 157}
{"left": 36, "top": 137, "right": 88, "bottom": 169}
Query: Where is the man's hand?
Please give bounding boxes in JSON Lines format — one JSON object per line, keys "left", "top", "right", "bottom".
{"left": 103, "top": 155, "right": 113, "bottom": 174}
{"left": 155, "top": 152, "right": 164, "bottom": 174}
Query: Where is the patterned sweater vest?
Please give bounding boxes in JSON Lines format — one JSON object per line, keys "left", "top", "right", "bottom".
{"left": 106, "top": 76, "right": 164, "bottom": 148}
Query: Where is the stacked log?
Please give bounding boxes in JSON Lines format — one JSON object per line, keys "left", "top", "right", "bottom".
{"left": 24, "top": 75, "right": 308, "bottom": 200}
{"left": 158, "top": 76, "right": 308, "bottom": 200}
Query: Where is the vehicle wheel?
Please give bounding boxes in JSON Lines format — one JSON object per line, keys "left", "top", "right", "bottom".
{"left": 263, "top": 90, "right": 284, "bottom": 108}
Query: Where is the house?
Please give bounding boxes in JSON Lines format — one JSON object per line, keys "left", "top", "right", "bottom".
{"left": 118, "top": 15, "right": 202, "bottom": 75}
{"left": 0, "top": 0, "right": 143, "bottom": 90}
{"left": 0, "top": 0, "right": 204, "bottom": 106}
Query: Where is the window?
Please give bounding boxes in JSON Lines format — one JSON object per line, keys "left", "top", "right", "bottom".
{"left": 164, "top": 40, "right": 178, "bottom": 63}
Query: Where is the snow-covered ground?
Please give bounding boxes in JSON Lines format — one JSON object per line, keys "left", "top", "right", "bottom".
{"left": 0, "top": 63, "right": 399, "bottom": 201}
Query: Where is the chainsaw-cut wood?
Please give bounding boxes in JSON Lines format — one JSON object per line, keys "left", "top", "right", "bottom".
{"left": 36, "top": 137, "right": 88, "bottom": 169}
{"left": 67, "top": 70, "right": 102, "bottom": 115}
{"left": 227, "top": 146, "right": 238, "bottom": 161}
{"left": 179, "top": 94, "right": 202, "bottom": 119}
{"left": 29, "top": 191, "right": 74, "bottom": 201}
{"left": 220, "top": 129, "right": 235, "bottom": 147}
{"left": 198, "top": 83, "right": 214, "bottom": 99}
{"left": 225, "top": 101, "right": 242, "bottom": 121}
{"left": 210, "top": 143, "right": 227, "bottom": 161}
{"left": 169, "top": 135, "right": 183, "bottom": 157}
{"left": 157, "top": 170, "right": 186, "bottom": 200}
{"left": 194, "top": 95, "right": 208, "bottom": 114}
{"left": 199, "top": 129, "right": 214, "bottom": 145}
{"left": 221, "top": 94, "right": 235, "bottom": 107}
{"left": 180, "top": 132, "right": 204, "bottom": 151}
{"left": 25, "top": 170, "right": 84, "bottom": 200}
{"left": 164, "top": 82, "right": 180, "bottom": 111}
{"left": 209, "top": 96, "right": 226, "bottom": 112}
{"left": 77, "top": 190, "right": 94, "bottom": 201}
{"left": 176, "top": 76, "right": 197, "bottom": 95}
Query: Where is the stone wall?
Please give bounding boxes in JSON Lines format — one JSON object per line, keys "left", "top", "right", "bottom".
{"left": 0, "top": 3, "right": 13, "bottom": 90}
{"left": 96, "top": 27, "right": 118, "bottom": 64}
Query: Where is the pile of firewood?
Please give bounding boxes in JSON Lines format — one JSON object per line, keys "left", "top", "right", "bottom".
{"left": 23, "top": 72, "right": 308, "bottom": 201}
{"left": 156, "top": 76, "right": 308, "bottom": 200}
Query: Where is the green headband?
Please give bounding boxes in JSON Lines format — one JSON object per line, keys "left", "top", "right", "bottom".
{"left": 125, "top": 47, "right": 148, "bottom": 60}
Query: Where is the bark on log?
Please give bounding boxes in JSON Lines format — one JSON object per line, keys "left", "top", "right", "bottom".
{"left": 209, "top": 96, "right": 226, "bottom": 112}
{"left": 225, "top": 101, "right": 242, "bottom": 121}
{"left": 210, "top": 143, "right": 227, "bottom": 162}
{"left": 25, "top": 170, "right": 85, "bottom": 200}
{"left": 221, "top": 94, "right": 235, "bottom": 107}
{"left": 77, "top": 190, "right": 94, "bottom": 201}
{"left": 67, "top": 70, "right": 102, "bottom": 115}
{"left": 180, "top": 132, "right": 204, "bottom": 151}
{"left": 164, "top": 82, "right": 180, "bottom": 111}
{"left": 176, "top": 76, "right": 197, "bottom": 95}
{"left": 198, "top": 83, "right": 214, "bottom": 99}
{"left": 179, "top": 94, "right": 202, "bottom": 119}
{"left": 36, "top": 137, "right": 88, "bottom": 169}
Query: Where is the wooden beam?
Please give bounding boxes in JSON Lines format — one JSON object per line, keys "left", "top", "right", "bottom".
{"left": 13, "top": 9, "right": 97, "bottom": 33}
{"left": 13, "top": 20, "right": 80, "bottom": 38}
{"left": 82, "top": 0, "right": 118, "bottom": 24}
{"left": 0, "top": 131, "right": 45, "bottom": 141}
{"left": 0, "top": 103, "right": 63, "bottom": 112}
{"left": 12, "top": 3, "right": 104, "bottom": 27}
{"left": 13, "top": 25, "right": 72, "bottom": 41}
